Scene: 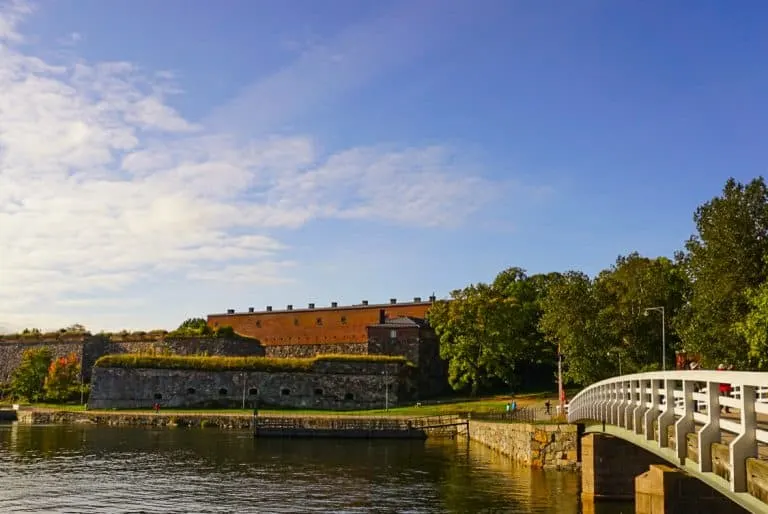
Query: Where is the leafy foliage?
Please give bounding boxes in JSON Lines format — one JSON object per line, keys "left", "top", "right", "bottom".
{"left": 167, "top": 318, "right": 237, "bottom": 338}
{"left": 675, "top": 177, "right": 768, "bottom": 368}
{"left": 44, "top": 353, "right": 82, "bottom": 402}
{"left": 10, "top": 347, "right": 53, "bottom": 401}
{"left": 428, "top": 268, "right": 553, "bottom": 394}
{"left": 94, "top": 353, "right": 408, "bottom": 372}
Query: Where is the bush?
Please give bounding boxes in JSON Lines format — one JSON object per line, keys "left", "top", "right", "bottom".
{"left": 94, "top": 353, "right": 410, "bottom": 372}
{"left": 11, "top": 347, "right": 53, "bottom": 401}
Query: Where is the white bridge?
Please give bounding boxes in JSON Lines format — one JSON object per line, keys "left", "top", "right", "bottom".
{"left": 567, "top": 370, "right": 768, "bottom": 513}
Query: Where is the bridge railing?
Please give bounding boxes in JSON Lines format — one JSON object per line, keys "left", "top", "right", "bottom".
{"left": 567, "top": 370, "right": 768, "bottom": 495}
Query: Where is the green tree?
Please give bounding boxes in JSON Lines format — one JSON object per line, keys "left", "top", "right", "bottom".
{"left": 171, "top": 318, "right": 212, "bottom": 336}
{"left": 539, "top": 271, "right": 611, "bottom": 385}
{"left": 10, "top": 347, "right": 53, "bottom": 401}
{"left": 594, "top": 253, "right": 688, "bottom": 373}
{"left": 675, "top": 177, "right": 768, "bottom": 368}
{"left": 734, "top": 279, "right": 768, "bottom": 368}
{"left": 428, "top": 267, "right": 551, "bottom": 394}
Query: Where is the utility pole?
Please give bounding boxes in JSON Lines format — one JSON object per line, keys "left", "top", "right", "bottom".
{"left": 384, "top": 366, "right": 389, "bottom": 412}
{"left": 558, "top": 344, "right": 564, "bottom": 416}
{"left": 241, "top": 372, "right": 247, "bottom": 410}
{"left": 644, "top": 307, "right": 666, "bottom": 371}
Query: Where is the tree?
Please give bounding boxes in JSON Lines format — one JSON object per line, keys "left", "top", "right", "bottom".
{"left": 594, "top": 253, "right": 688, "bottom": 373}
{"left": 675, "top": 177, "right": 768, "bottom": 368}
{"left": 428, "top": 267, "right": 551, "bottom": 394}
{"left": 539, "top": 271, "right": 611, "bottom": 385}
{"left": 172, "top": 318, "right": 212, "bottom": 336}
{"left": 734, "top": 279, "right": 768, "bottom": 368}
{"left": 44, "top": 353, "right": 81, "bottom": 402}
{"left": 10, "top": 347, "right": 53, "bottom": 401}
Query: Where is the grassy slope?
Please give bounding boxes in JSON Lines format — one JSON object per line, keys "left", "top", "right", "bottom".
{"left": 25, "top": 390, "right": 578, "bottom": 416}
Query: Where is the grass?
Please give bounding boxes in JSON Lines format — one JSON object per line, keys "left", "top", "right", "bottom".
{"left": 34, "top": 391, "right": 569, "bottom": 417}
{"left": 94, "top": 353, "right": 410, "bottom": 372}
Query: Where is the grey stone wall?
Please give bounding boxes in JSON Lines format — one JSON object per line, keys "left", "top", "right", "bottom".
{"left": 0, "top": 340, "right": 86, "bottom": 383}
{"left": 462, "top": 420, "right": 579, "bottom": 471}
{"left": 264, "top": 342, "right": 366, "bottom": 358}
{"left": 0, "top": 335, "right": 266, "bottom": 384}
{"left": 88, "top": 364, "right": 403, "bottom": 410}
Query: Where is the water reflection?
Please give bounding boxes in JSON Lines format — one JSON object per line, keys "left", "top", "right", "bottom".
{"left": 0, "top": 424, "right": 590, "bottom": 513}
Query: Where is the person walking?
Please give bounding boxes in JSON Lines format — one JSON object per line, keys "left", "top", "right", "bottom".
{"left": 717, "top": 364, "right": 732, "bottom": 414}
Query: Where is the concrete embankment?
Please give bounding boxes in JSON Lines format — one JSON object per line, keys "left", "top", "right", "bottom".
{"left": 13, "top": 409, "right": 580, "bottom": 471}
{"left": 13, "top": 409, "right": 465, "bottom": 437}
{"left": 458, "top": 420, "right": 580, "bottom": 471}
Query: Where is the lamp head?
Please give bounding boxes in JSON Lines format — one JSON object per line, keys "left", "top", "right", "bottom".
{"left": 643, "top": 310, "right": 649, "bottom": 317}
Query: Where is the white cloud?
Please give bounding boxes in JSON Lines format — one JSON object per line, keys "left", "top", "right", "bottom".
{"left": 0, "top": 1, "right": 524, "bottom": 331}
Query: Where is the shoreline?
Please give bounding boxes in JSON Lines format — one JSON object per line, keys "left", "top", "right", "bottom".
{"left": 4, "top": 408, "right": 580, "bottom": 471}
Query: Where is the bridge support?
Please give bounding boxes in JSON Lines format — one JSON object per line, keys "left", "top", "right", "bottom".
{"left": 635, "top": 464, "right": 747, "bottom": 513}
{"left": 581, "top": 433, "right": 667, "bottom": 500}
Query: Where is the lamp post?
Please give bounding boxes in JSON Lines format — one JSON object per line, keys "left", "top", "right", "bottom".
{"left": 241, "top": 372, "right": 247, "bottom": 410}
{"left": 557, "top": 343, "right": 564, "bottom": 416}
{"left": 644, "top": 306, "right": 666, "bottom": 371}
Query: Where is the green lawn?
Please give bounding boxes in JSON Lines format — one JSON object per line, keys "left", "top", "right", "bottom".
{"left": 24, "top": 390, "right": 577, "bottom": 417}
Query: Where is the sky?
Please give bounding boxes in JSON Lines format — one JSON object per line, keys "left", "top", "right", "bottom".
{"left": 2, "top": 0, "right": 768, "bottom": 333}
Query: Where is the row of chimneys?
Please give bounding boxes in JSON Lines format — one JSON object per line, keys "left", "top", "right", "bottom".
{"left": 226, "top": 296, "right": 436, "bottom": 315}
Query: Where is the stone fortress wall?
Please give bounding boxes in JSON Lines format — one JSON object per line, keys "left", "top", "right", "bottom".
{"left": 0, "top": 333, "right": 264, "bottom": 383}
{"left": 88, "top": 360, "right": 405, "bottom": 410}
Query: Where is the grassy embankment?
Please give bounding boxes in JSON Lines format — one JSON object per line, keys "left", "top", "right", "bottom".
{"left": 25, "top": 390, "right": 577, "bottom": 417}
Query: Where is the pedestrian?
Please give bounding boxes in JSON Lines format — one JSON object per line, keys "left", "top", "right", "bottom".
{"left": 545, "top": 400, "right": 551, "bottom": 416}
{"left": 717, "top": 364, "right": 732, "bottom": 414}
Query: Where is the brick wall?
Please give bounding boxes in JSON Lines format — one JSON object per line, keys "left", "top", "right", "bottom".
{"left": 207, "top": 302, "right": 432, "bottom": 345}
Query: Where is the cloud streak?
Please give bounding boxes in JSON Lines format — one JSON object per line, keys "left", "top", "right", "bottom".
{"left": 0, "top": 1, "right": 512, "bottom": 332}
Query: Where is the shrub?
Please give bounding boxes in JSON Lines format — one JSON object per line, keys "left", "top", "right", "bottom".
{"left": 11, "top": 347, "right": 53, "bottom": 401}
{"left": 44, "top": 353, "right": 81, "bottom": 402}
{"left": 94, "top": 353, "right": 410, "bottom": 372}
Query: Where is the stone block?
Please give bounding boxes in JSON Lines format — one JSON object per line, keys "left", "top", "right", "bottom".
{"left": 635, "top": 464, "right": 747, "bottom": 514}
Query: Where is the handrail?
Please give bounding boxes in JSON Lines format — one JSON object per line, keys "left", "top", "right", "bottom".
{"left": 567, "top": 370, "right": 768, "bottom": 496}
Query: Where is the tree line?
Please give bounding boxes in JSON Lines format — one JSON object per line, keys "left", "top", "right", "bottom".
{"left": 427, "top": 177, "right": 768, "bottom": 393}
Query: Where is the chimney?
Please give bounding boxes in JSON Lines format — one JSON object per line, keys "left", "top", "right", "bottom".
{"left": 379, "top": 309, "right": 386, "bottom": 324}
{"left": 308, "top": 303, "right": 315, "bottom": 309}
{"left": 362, "top": 300, "right": 368, "bottom": 306}
{"left": 390, "top": 298, "right": 397, "bottom": 304}
{"left": 266, "top": 305, "right": 273, "bottom": 312}
{"left": 227, "top": 309, "right": 235, "bottom": 314}
{"left": 429, "top": 295, "right": 436, "bottom": 302}
{"left": 331, "top": 301, "right": 338, "bottom": 308}
{"left": 414, "top": 297, "right": 422, "bottom": 303}
{"left": 248, "top": 307, "right": 255, "bottom": 313}
{"left": 287, "top": 304, "right": 293, "bottom": 311}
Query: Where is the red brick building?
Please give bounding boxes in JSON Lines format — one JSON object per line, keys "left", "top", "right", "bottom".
{"left": 207, "top": 296, "right": 448, "bottom": 398}
{"left": 207, "top": 297, "right": 435, "bottom": 352}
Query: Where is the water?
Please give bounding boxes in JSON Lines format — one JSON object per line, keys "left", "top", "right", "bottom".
{"left": 0, "top": 424, "right": 632, "bottom": 513}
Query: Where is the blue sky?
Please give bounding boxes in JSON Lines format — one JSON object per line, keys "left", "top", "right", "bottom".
{"left": 1, "top": 0, "right": 768, "bottom": 332}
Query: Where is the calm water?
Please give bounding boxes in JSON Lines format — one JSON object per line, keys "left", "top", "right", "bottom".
{"left": 0, "top": 424, "right": 632, "bottom": 513}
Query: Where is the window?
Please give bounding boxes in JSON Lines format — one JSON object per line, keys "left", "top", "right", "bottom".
{"left": 154, "top": 393, "right": 162, "bottom": 400}
{"left": 340, "top": 316, "right": 347, "bottom": 325}
{"left": 390, "top": 329, "right": 397, "bottom": 339}
{"left": 249, "top": 388, "right": 259, "bottom": 396}
{"left": 281, "top": 388, "right": 291, "bottom": 396}
{"left": 293, "top": 318, "right": 299, "bottom": 326}
{"left": 255, "top": 320, "right": 261, "bottom": 328}
{"left": 219, "top": 388, "right": 228, "bottom": 396}
{"left": 316, "top": 317, "right": 323, "bottom": 326}
{"left": 186, "top": 388, "right": 196, "bottom": 395}
{"left": 344, "top": 393, "right": 354, "bottom": 401}
{"left": 314, "top": 388, "right": 323, "bottom": 396}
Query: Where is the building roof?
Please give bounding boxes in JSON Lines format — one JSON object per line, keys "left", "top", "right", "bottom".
{"left": 368, "top": 316, "right": 429, "bottom": 328}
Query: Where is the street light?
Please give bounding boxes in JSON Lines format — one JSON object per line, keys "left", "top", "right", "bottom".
{"left": 644, "top": 306, "right": 666, "bottom": 371}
